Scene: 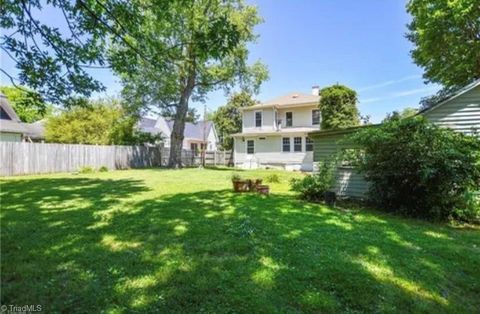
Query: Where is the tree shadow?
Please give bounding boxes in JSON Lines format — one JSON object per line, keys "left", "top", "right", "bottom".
{"left": 1, "top": 183, "right": 479, "bottom": 312}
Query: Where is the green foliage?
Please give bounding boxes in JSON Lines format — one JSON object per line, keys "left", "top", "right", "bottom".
{"left": 0, "top": 0, "right": 114, "bottom": 102}
{"left": 231, "top": 173, "right": 242, "bottom": 181}
{"left": 349, "top": 117, "right": 480, "bottom": 221}
{"left": 290, "top": 161, "right": 335, "bottom": 202}
{"left": 45, "top": 98, "right": 162, "bottom": 145}
{"left": 265, "top": 173, "right": 280, "bottom": 183}
{"left": 212, "top": 92, "right": 257, "bottom": 150}
{"left": 78, "top": 166, "right": 94, "bottom": 174}
{"left": 319, "top": 85, "right": 360, "bottom": 130}
{"left": 382, "top": 107, "right": 418, "bottom": 123}
{"left": 406, "top": 0, "right": 480, "bottom": 89}
{"left": 98, "top": 166, "right": 109, "bottom": 172}
{"left": 454, "top": 190, "right": 480, "bottom": 223}
{"left": 0, "top": 86, "right": 51, "bottom": 123}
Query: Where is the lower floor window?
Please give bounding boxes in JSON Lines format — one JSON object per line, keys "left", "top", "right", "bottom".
{"left": 282, "top": 137, "right": 290, "bottom": 152}
{"left": 247, "top": 140, "right": 254, "bottom": 154}
{"left": 294, "top": 137, "right": 302, "bottom": 152}
{"left": 191, "top": 143, "right": 198, "bottom": 156}
{"left": 306, "top": 137, "right": 313, "bottom": 151}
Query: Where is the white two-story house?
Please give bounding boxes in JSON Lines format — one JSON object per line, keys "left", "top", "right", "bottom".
{"left": 233, "top": 86, "right": 321, "bottom": 171}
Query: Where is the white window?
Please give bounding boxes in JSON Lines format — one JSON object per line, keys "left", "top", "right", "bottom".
{"left": 294, "top": 137, "right": 302, "bottom": 152}
{"left": 282, "top": 137, "right": 290, "bottom": 152}
{"left": 255, "top": 111, "right": 262, "bottom": 127}
{"left": 306, "top": 137, "right": 314, "bottom": 151}
{"left": 247, "top": 140, "right": 254, "bottom": 154}
{"left": 286, "top": 112, "right": 293, "bottom": 127}
{"left": 312, "top": 109, "right": 320, "bottom": 125}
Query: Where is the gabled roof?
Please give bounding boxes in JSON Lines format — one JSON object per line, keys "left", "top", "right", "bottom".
{"left": 419, "top": 78, "right": 480, "bottom": 115}
{"left": 138, "top": 117, "right": 160, "bottom": 134}
{"left": 167, "top": 120, "right": 213, "bottom": 140}
{"left": 246, "top": 92, "right": 320, "bottom": 110}
{"left": 139, "top": 116, "right": 215, "bottom": 141}
{"left": 0, "top": 92, "right": 28, "bottom": 134}
{"left": 0, "top": 92, "right": 21, "bottom": 122}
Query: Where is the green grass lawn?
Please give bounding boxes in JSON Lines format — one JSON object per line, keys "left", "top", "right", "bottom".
{"left": 1, "top": 168, "right": 479, "bottom": 313}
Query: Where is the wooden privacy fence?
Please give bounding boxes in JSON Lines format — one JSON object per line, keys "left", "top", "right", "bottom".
{"left": 0, "top": 142, "right": 232, "bottom": 176}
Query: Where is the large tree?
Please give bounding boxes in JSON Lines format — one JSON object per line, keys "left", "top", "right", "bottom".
{"left": 319, "top": 84, "right": 360, "bottom": 130}
{"left": 114, "top": 0, "right": 268, "bottom": 168}
{"left": 0, "top": 85, "right": 50, "bottom": 122}
{"left": 212, "top": 91, "right": 256, "bottom": 150}
{"left": 406, "top": 0, "right": 480, "bottom": 105}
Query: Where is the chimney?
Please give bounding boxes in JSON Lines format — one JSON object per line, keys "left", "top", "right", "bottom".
{"left": 311, "top": 85, "right": 320, "bottom": 96}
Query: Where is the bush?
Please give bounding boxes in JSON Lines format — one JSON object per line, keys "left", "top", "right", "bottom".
{"left": 231, "top": 173, "right": 242, "bottom": 181}
{"left": 265, "top": 173, "right": 280, "bottom": 183}
{"left": 79, "top": 166, "right": 95, "bottom": 174}
{"left": 99, "top": 166, "right": 109, "bottom": 172}
{"left": 348, "top": 117, "right": 480, "bottom": 221}
{"left": 454, "top": 190, "right": 480, "bottom": 223}
{"left": 290, "top": 161, "right": 335, "bottom": 202}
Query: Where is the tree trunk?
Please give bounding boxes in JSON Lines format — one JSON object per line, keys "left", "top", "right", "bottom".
{"left": 168, "top": 73, "right": 196, "bottom": 168}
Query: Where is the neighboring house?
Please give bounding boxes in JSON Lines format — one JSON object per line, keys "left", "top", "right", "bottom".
{"left": 139, "top": 116, "right": 219, "bottom": 152}
{"left": 0, "top": 92, "right": 29, "bottom": 142}
{"left": 232, "top": 86, "right": 321, "bottom": 171}
{"left": 309, "top": 79, "right": 480, "bottom": 198}
{"left": 419, "top": 79, "right": 480, "bottom": 135}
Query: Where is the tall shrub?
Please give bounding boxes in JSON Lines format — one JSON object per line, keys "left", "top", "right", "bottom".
{"left": 348, "top": 117, "right": 480, "bottom": 221}
{"left": 290, "top": 161, "right": 336, "bottom": 202}
{"left": 319, "top": 84, "right": 360, "bottom": 130}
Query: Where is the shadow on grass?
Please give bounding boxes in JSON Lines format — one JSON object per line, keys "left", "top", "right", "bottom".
{"left": 1, "top": 180, "right": 479, "bottom": 313}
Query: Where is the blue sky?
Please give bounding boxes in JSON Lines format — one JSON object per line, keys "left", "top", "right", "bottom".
{"left": 1, "top": 0, "right": 439, "bottom": 122}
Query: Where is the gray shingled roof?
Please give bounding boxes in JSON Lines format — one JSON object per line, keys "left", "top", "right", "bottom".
{"left": 0, "top": 92, "right": 28, "bottom": 134}
{"left": 25, "top": 120, "right": 45, "bottom": 139}
{"left": 139, "top": 117, "right": 214, "bottom": 140}
{"left": 139, "top": 117, "right": 161, "bottom": 134}
{"left": 167, "top": 120, "right": 213, "bottom": 140}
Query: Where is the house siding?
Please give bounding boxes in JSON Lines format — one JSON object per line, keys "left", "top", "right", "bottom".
{"left": 0, "top": 132, "right": 22, "bottom": 142}
{"left": 312, "top": 133, "right": 368, "bottom": 198}
{"left": 234, "top": 135, "right": 313, "bottom": 171}
{"left": 423, "top": 85, "right": 480, "bottom": 135}
{"left": 242, "top": 108, "right": 276, "bottom": 132}
{"left": 277, "top": 106, "right": 319, "bottom": 128}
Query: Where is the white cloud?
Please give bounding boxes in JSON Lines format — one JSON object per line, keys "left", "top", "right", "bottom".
{"left": 360, "top": 86, "right": 438, "bottom": 104}
{"left": 392, "top": 86, "right": 437, "bottom": 97}
{"left": 361, "top": 97, "right": 383, "bottom": 104}
{"left": 358, "top": 74, "right": 422, "bottom": 92}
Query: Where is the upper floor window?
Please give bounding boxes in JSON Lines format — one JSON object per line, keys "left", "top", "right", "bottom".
{"left": 247, "top": 140, "right": 255, "bottom": 154}
{"left": 286, "top": 112, "right": 293, "bottom": 127}
{"left": 306, "top": 137, "right": 314, "bottom": 151}
{"left": 255, "top": 111, "right": 262, "bottom": 127}
{"left": 282, "top": 137, "right": 290, "bottom": 152}
{"left": 312, "top": 109, "right": 320, "bottom": 125}
{"left": 294, "top": 137, "right": 302, "bottom": 152}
